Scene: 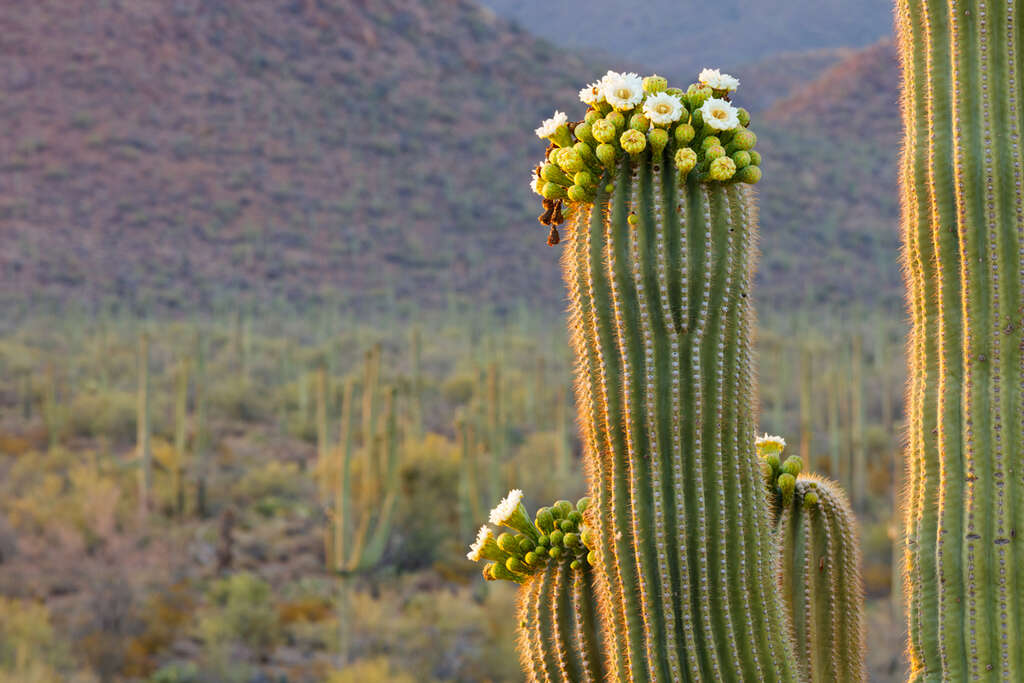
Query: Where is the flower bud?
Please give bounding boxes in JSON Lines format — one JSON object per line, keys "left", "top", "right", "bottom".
{"left": 563, "top": 532, "right": 580, "bottom": 547}
{"left": 573, "top": 142, "right": 601, "bottom": 170}
{"left": 556, "top": 148, "right": 584, "bottom": 174}
{"left": 643, "top": 74, "right": 668, "bottom": 93}
{"left": 782, "top": 455, "right": 803, "bottom": 477}
{"left": 674, "top": 123, "right": 695, "bottom": 146}
{"left": 524, "top": 551, "right": 543, "bottom": 566}
{"left": 596, "top": 143, "right": 618, "bottom": 170}
{"left": 748, "top": 150, "right": 762, "bottom": 166}
{"left": 490, "top": 562, "right": 527, "bottom": 584}
{"left": 764, "top": 453, "right": 781, "bottom": 474}
{"left": 587, "top": 550, "right": 597, "bottom": 566}
{"left": 700, "top": 136, "right": 721, "bottom": 154}
{"left": 576, "top": 497, "right": 592, "bottom": 512}
{"left": 535, "top": 507, "right": 555, "bottom": 532}
{"left": 738, "top": 165, "right": 762, "bottom": 184}
{"left": 518, "top": 536, "right": 536, "bottom": 553}
{"left": 549, "top": 530, "right": 564, "bottom": 547}
{"left": 574, "top": 121, "right": 595, "bottom": 145}
{"left": 506, "top": 556, "right": 526, "bottom": 573}
{"left": 570, "top": 559, "right": 583, "bottom": 571}
{"left": 690, "top": 108, "right": 704, "bottom": 129}
{"left": 574, "top": 171, "right": 595, "bottom": 186}
{"left": 497, "top": 532, "right": 520, "bottom": 555}
{"left": 567, "top": 510, "right": 583, "bottom": 525}
{"left": 731, "top": 150, "right": 752, "bottom": 169}
{"left": 591, "top": 119, "right": 617, "bottom": 144}
{"left": 726, "top": 129, "right": 757, "bottom": 153}
{"left": 709, "top": 156, "right": 736, "bottom": 181}
{"left": 568, "top": 185, "right": 592, "bottom": 202}
{"left": 541, "top": 163, "right": 571, "bottom": 186}
{"left": 704, "top": 145, "right": 726, "bottom": 163}
{"left": 548, "top": 546, "right": 564, "bottom": 560}
{"left": 537, "top": 534, "right": 550, "bottom": 547}
{"left": 554, "top": 500, "right": 574, "bottom": 519}
{"left": 605, "top": 110, "right": 625, "bottom": 131}
{"left": 580, "top": 529, "right": 594, "bottom": 547}
{"left": 629, "top": 113, "right": 650, "bottom": 132}
{"left": 620, "top": 129, "right": 647, "bottom": 156}
{"left": 648, "top": 128, "right": 669, "bottom": 158}
{"left": 584, "top": 109, "right": 602, "bottom": 124}
{"left": 778, "top": 473, "right": 796, "bottom": 507}
{"left": 542, "top": 182, "right": 568, "bottom": 200}
{"left": 560, "top": 519, "right": 574, "bottom": 533}
{"left": 802, "top": 490, "right": 820, "bottom": 509}
{"left": 675, "top": 147, "right": 697, "bottom": 175}
{"left": 686, "top": 83, "right": 713, "bottom": 109}
{"left": 737, "top": 107, "right": 751, "bottom": 127}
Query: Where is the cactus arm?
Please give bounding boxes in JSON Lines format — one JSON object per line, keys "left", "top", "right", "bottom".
{"left": 136, "top": 332, "right": 152, "bottom": 516}
{"left": 563, "top": 201, "right": 630, "bottom": 680}
{"left": 359, "top": 387, "right": 399, "bottom": 567}
{"left": 570, "top": 567, "right": 603, "bottom": 682}
{"left": 518, "top": 574, "right": 554, "bottom": 683}
{"left": 332, "top": 378, "right": 355, "bottom": 571}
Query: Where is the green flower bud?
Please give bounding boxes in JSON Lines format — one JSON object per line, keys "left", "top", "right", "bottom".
{"left": 549, "top": 530, "right": 564, "bottom": 547}
{"left": 541, "top": 163, "right": 571, "bottom": 186}
{"left": 700, "top": 136, "right": 721, "bottom": 153}
{"left": 537, "top": 534, "right": 550, "bottom": 547}
{"left": 629, "top": 113, "right": 650, "bottom": 132}
{"left": 627, "top": 213, "right": 639, "bottom": 226}
{"left": 497, "top": 532, "right": 520, "bottom": 556}
{"left": 580, "top": 529, "right": 594, "bottom": 547}
{"left": 666, "top": 87, "right": 684, "bottom": 96}
{"left": 524, "top": 551, "right": 543, "bottom": 566}
{"left": 704, "top": 145, "right": 726, "bottom": 163}
{"left": 674, "top": 123, "right": 695, "bottom": 146}
{"left": 690, "top": 108, "right": 704, "bottom": 129}
{"left": 726, "top": 129, "right": 757, "bottom": 153}
{"left": 567, "top": 510, "right": 583, "bottom": 525}
{"left": 576, "top": 497, "right": 592, "bottom": 512}
{"left": 542, "top": 182, "right": 568, "bottom": 200}
{"left": 648, "top": 127, "right": 669, "bottom": 158}
{"left": 555, "top": 500, "right": 574, "bottom": 518}
{"left": 532, "top": 504, "right": 552, "bottom": 528}
{"left": 605, "top": 110, "right": 625, "bottom": 131}
{"left": 605, "top": 183, "right": 614, "bottom": 193}
{"left": 506, "top": 556, "right": 526, "bottom": 573}
{"left": 556, "top": 148, "right": 584, "bottom": 174}
{"left": 563, "top": 532, "right": 580, "bottom": 547}
{"left": 591, "top": 119, "right": 617, "bottom": 144}
{"left": 737, "top": 164, "right": 762, "bottom": 184}
{"left": 573, "top": 142, "right": 601, "bottom": 170}
{"left": 737, "top": 107, "right": 751, "bottom": 127}
{"left": 782, "top": 455, "right": 803, "bottom": 477}
{"left": 584, "top": 109, "right": 602, "bottom": 124}
{"left": 560, "top": 519, "right": 574, "bottom": 533}
{"left": 802, "top": 490, "right": 820, "bottom": 509}
{"left": 764, "top": 453, "right": 781, "bottom": 474}
{"left": 620, "top": 128, "right": 647, "bottom": 156}
{"left": 490, "top": 562, "right": 527, "bottom": 584}
{"left": 548, "top": 546, "right": 564, "bottom": 560}
{"left": 574, "top": 121, "right": 595, "bottom": 145}
{"left": 674, "top": 147, "right": 697, "bottom": 175}
{"left": 518, "top": 536, "right": 536, "bottom": 553}
{"left": 778, "top": 472, "right": 796, "bottom": 507}
{"left": 574, "top": 170, "right": 595, "bottom": 186}
{"left": 643, "top": 74, "right": 668, "bottom": 93}
{"left": 731, "top": 150, "right": 752, "bottom": 169}
{"left": 686, "top": 83, "right": 713, "bottom": 109}
{"left": 748, "top": 150, "right": 762, "bottom": 166}
{"left": 587, "top": 550, "right": 597, "bottom": 566}
{"left": 709, "top": 156, "right": 736, "bottom": 181}
{"left": 482, "top": 563, "right": 496, "bottom": 581}
{"left": 568, "top": 185, "right": 592, "bottom": 202}
{"left": 570, "top": 559, "right": 583, "bottom": 571}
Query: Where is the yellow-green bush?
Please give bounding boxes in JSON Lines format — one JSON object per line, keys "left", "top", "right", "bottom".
{"left": 197, "top": 572, "right": 280, "bottom": 652}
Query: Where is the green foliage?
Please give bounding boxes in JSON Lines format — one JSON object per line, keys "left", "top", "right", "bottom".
{"left": 198, "top": 572, "right": 281, "bottom": 652}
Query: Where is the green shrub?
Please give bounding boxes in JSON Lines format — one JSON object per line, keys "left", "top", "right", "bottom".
{"left": 198, "top": 572, "right": 280, "bottom": 652}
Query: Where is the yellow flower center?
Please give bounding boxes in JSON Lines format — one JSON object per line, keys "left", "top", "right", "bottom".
{"left": 655, "top": 103, "right": 671, "bottom": 115}
{"left": 615, "top": 87, "right": 632, "bottom": 100}
{"left": 713, "top": 109, "right": 728, "bottom": 120}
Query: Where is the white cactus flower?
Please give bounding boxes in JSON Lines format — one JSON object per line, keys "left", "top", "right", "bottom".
{"left": 756, "top": 433, "right": 787, "bottom": 453}
{"left": 489, "top": 489, "right": 525, "bottom": 526}
{"left": 579, "top": 80, "right": 604, "bottom": 105}
{"left": 699, "top": 67, "right": 740, "bottom": 92}
{"left": 467, "top": 525, "right": 494, "bottom": 562}
{"left": 700, "top": 97, "right": 741, "bottom": 131}
{"left": 535, "top": 110, "right": 568, "bottom": 139}
{"left": 602, "top": 71, "right": 644, "bottom": 111}
{"left": 643, "top": 91, "right": 685, "bottom": 125}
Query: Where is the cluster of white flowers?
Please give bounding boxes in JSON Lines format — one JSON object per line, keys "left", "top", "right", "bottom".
{"left": 489, "top": 488, "right": 525, "bottom": 526}
{"left": 699, "top": 67, "right": 740, "bottom": 92}
{"left": 534, "top": 110, "right": 568, "bottom": 139}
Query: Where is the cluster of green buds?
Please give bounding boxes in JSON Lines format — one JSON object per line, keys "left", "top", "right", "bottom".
{"left": 467, "top": 489, "right": 595, "bottom": 583}
{"left": 532, "top": 67, "right": 763, "bottom": 244}
{"left": 756, "top": 434, "right": 817, "bottom": 509}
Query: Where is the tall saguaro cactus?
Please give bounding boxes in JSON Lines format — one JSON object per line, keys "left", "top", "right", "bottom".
{"left": 897, "top": 1, "right": 1024, "bottom": 679}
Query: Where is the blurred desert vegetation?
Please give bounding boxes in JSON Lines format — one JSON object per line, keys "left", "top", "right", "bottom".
{"left": 1, "top": 0, "right": 911, "bottom": 680}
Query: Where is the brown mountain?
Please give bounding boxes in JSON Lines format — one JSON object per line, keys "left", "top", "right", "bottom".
{"left": 0, "top": 0, "right": 597, "bottom": 316}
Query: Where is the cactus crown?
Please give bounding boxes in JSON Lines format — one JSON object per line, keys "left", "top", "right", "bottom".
{"left": 533, "top": 68, "right": 762, "bottom": 245}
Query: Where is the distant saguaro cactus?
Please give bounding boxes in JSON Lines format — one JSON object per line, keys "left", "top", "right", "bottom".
{"left": 897, "top": 1, "right": 1024, "bottom": 678}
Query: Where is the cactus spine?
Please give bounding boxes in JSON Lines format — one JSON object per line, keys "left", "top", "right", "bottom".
{"left": 897, "top": 1, "right": 1024, "bottom": 679}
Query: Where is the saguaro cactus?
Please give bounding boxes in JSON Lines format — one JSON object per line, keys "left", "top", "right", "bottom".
{"left": 897, "top": 1, "right": 1024, "bottom": 679}
{"left": 136, "top": 332, "right": 152, "bottom": 517}
{"left": 759, "top": 435, "right": 866, "bottom": 683}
